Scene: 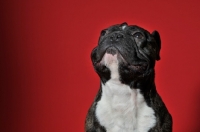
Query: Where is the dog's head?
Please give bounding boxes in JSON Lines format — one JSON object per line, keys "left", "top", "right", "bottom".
{"left": 91, "top": 22, "right": 161, "bottom": 86}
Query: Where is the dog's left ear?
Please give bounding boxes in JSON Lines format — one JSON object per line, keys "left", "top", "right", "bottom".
{"left": 152, "top": 31, "right": 161, "bottom": 61}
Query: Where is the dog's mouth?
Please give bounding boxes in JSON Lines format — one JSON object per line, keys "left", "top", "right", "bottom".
{"left": 94, "top": 47, "right": 149, "bottom": 74}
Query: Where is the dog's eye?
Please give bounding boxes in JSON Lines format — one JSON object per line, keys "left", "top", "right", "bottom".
{"left": 133, "top": 32, "right": 144, "bottom": 39}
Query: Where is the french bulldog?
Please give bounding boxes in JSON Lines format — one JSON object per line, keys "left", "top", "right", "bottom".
{"left": 85, "top": 22, "right": 172, "bottom": 132}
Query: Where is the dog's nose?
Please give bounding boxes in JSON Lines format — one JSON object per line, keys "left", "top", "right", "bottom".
{"left": 110, "top": 33, "right": 124, "bottom": 42}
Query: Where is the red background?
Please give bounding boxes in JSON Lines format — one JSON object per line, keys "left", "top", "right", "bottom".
{"left": 1, "top": 0, "right": 200, "bottom": 132}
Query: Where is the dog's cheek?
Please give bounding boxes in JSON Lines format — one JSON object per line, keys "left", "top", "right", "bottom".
{"left": 91, "top": 47, "right": 98, "bottom": 63}
{"left": 135, "top": 38, "right": 147, "bottom": 49}
{"left": 141, "top": 42, "right": 158, "bottom": 61}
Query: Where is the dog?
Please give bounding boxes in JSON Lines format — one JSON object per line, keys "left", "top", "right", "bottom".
{"left": 85, "top": 22, "right": 172, "bottom": 132}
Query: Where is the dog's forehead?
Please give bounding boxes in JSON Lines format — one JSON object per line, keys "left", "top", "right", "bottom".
{"left": 105, "top": 24, "right": 121, "bottom": 31}
{"left": 105, "top": 24, "right": 146, "bottom": 33}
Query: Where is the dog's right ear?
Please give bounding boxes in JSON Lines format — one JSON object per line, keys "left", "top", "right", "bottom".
{"left": 152, "top": 31, "right": 161, "bottom": 61}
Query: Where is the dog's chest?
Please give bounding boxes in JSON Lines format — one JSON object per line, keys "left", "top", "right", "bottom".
{"left": 96, "top": 82, "right": 156, "bottom": 132}
{"left": 96, "top": 53, "right": 156, "bottom": 132}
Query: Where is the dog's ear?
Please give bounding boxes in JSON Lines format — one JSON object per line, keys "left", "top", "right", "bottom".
{"left": 152, "top": 31, "right": 161, "bottom": 61}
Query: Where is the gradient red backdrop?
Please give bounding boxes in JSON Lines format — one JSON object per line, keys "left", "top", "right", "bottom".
{"left": 1, "top": 0, "right": 200, "bottom": 132}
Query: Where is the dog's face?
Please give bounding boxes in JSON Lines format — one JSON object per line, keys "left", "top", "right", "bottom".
{"left": 91, "top": 23, "right": 161, "bottom": 85}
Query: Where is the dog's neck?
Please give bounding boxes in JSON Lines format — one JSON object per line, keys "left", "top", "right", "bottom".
{"left": 97, "top": 70, "right": 156, "bottom": 132}
{"left": 95, "top": 52, "right": 157, "bottom": 132}
{"left": 99, "top": 52, "right": 156, "bottom": 105}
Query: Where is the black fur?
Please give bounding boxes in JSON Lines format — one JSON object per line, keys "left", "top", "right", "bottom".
{"left": 85, "top": 22, "right": 172, "bottom": 132}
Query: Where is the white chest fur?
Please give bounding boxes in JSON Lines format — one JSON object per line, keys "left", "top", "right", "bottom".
{"left": 96, "top": 53, "right": 156, "bottom": 132}
{"left": 96, "top": 82, "right": 156, "bottom": 132}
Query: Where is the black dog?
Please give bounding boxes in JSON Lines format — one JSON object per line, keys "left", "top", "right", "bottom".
{"left": 85, "top": 23, "right": 172, "bottom": 132}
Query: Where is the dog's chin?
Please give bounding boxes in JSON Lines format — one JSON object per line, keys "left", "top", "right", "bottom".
{"left": 93, "top": 51, "right": 148, "bottom": 76}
